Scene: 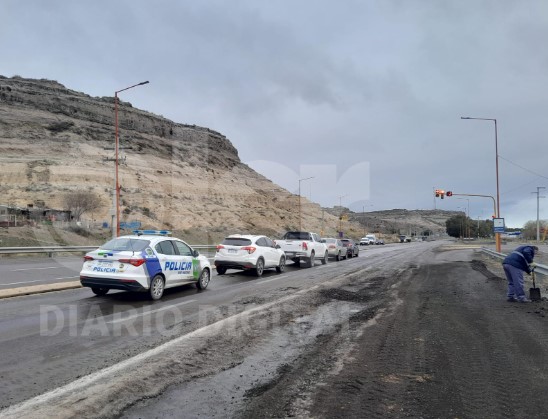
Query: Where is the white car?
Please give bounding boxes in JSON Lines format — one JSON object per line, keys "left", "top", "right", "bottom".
{"left": 214, "top": 234, "right": 286, "bottom": 277}
{"left": 322, "top": 238, "right": 345, "bottom": 261}
{"left": 79, "top": 231, "right": 211, "bottom": 300}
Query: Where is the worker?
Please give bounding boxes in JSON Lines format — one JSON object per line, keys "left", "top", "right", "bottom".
{"left": 502, "top": 245, "right": 539, "bottom": 302}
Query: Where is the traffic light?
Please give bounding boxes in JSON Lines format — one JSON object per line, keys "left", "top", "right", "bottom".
{"left": 435, "top": 189, "right": 445, "bottom": 199}
{"left": 446, "top": 191, "right": 453, "bottom": 197}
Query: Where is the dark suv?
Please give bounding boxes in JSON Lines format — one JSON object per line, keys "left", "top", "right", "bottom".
{"left": 340, "top": 239, "right": 359, "bottom": 258}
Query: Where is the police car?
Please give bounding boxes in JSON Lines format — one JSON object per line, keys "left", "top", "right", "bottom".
{"left": 79, "top": 230, "right": 211, "bottom": 300}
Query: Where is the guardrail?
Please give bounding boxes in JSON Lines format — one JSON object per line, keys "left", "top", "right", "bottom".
{"left": 481, "top": 247, "right": 548, "bottom": 276}
{"left": 0, "top": 244, "right": 218, "bottom": 257}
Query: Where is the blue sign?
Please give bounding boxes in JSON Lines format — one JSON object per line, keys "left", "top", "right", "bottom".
{"left": 120, "top": 221, "right": 141, "bottom": 229}
{"left": 493, "top": 218, "right": 505, "bottom": 233}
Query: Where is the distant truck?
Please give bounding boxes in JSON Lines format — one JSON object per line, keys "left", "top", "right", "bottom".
{"left": 360, "top": 234, "right": 376, "bottom": 245}
{"left": 276, "top": 231, "right": 328, "bottom": 268}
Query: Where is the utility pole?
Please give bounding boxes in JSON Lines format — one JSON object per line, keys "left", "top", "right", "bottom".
{"left": 532, "top": 186, "right": 546, "bottom": 242}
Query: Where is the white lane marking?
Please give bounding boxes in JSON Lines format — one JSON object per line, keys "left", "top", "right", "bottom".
{"left": 0, "top": 280, "right": 44, "bottom": 286}
{"left": 0, "top": 285, "right": 321, "bottom": 417}
{"left": 257, "top": 275, "right": 288, "bottom": 284}
{"left": 11, "top": 267, "right": 58, "bottom": 272}
{"left": 106, "top": 299, "right": 197, "bottom": 324}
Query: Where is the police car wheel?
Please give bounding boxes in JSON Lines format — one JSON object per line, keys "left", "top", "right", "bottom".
{"left": 255, "top": 258, "right": 265, "bottom": 277}
{"left": 149, "top": 275, "right": 165, "bottom": 300}
{"left": 91, "top": 287, "right": 109, "bottom": 296}
{"left": 196, "top": 269, "right": 210, "bottom": 290}
{"left": 276, "top": 256, "right": 286, "bottom": 273}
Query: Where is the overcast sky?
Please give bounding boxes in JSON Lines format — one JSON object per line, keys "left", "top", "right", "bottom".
{"left": 2, "top": 0, "right": 548, "bottom": 228}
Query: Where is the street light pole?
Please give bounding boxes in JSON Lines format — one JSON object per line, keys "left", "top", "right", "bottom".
{"left": 532, "top": 186, "right": 546, "bottom": 243}
{"left": 113, "top": 80, "right": 149, "bottom": 238}
{"left": 298, "top": 176, "right": 314, "bottom": 231}
{"left": 461, "top": 116, "right": 501, "bottom": 252}
{"left": 338, "top": 194, "right": 348, "bottom": 236}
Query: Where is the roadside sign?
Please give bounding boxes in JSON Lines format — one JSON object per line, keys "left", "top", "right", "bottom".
{"left": 120, "top": 221, "right": 141, "bottom": 230}
{"left": 493, "top": 218, "right": 505, "bottom": 233}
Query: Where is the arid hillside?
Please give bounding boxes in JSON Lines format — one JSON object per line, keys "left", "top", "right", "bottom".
{"left": 0, "top": 76, "right": 365, "bottom": 245}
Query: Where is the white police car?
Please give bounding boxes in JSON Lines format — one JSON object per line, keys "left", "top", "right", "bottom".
{"left": 79, "top": 230, "right": 211, "bottom": 300}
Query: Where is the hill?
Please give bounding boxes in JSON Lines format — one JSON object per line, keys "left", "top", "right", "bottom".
{"left": 0, "top": 76, "right": 361, "bottom": 245}
{"left": 0, "top": 76, "right": 456, "bottom": 246}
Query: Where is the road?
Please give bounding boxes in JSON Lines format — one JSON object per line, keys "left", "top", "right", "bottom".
{"left": 0, "top": 256, "right": 82, "bottom": 289}
{"left": 2, "top": 241, "right": 548, "bottom": 418}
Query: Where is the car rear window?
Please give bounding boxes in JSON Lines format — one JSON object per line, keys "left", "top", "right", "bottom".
{"left": 222, "top": 237, "right": 253, "bottom": 246}
{"left": 100, "top": 238, "right": 150, "bottom": 251}
{"left": 325, "top": 239, "right": 337, "bottom": 244}
{"left": 283, "top": 232, "right": 311, "bottom": 240}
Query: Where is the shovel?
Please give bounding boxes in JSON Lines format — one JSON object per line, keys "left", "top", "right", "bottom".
{"left": 529, "top": 269, "right": 541, "bottom": 302}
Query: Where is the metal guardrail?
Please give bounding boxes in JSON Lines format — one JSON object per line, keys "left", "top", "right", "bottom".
{"left": 481, "top": 247, "right": 548, "bottom": 276}
{"left": 0, "top": 244, "right": 217, "bottom": 257}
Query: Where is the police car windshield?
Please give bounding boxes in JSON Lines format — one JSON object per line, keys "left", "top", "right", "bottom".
{"left": 100, "top": 238, "right": 150, "bottom": 252}
{"left": 222, "top": 237, "right": 252, "bottom": 246}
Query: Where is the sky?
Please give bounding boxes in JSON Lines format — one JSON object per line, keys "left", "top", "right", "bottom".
{"left": 1, "top": 0, "right": 548, "bottom": 228}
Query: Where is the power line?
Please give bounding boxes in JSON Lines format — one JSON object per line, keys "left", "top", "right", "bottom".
{"left": 499, "top": 155, "right": 548, "bottom": 180}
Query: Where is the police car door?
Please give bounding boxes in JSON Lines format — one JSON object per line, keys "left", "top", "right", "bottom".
{"left": 172, "top": 240, "right": 194, "bottom": 281}
{"left": 155, "top": 240, "right": 184, "bottom": 285}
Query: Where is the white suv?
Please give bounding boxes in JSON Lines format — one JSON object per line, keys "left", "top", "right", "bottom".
{"left": 214, "top": 235, "right": 286, "bottom": 277}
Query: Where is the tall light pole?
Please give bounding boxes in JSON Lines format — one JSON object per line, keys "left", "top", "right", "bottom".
{"left": 532, "top": 186, "right": 546, "bottom": 242}
{"left": 338, "top": 194, "right": 348, "bottom": 236}
{"left": 461, "top": 116, "right": 501, "bottom": 252}
{"left": 457, "top": 198, "right": 470, "bottom": 238}
{"left": 113, "top": 80, "right": 149, "bottom": 238}
{"left": 298, "top": 176, "right": 314, "bottom": 231}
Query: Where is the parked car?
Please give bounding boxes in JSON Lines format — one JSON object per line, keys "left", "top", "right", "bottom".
{"left": 340, "top": 238, "right": 359, "bottom": 258}
{"left": 214, "top": 234, "right": 286, "bottom": 277}
{"left": 275, "top": 231, "right": 328, "bottom": 268}
{"left": 375, "top": 239, "right": 385, "bottom": 245}
{"left": 321, "top": 238, "right": 345, "bottom": 261}
{"left": 359, "top": 237, "right": 369, "bottom": 246}
{"left": 79, "top": 230, "right": 211, "bottom": 300}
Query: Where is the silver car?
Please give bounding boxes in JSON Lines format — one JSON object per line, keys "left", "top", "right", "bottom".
{"left": 321, "top": 238, "right": 345, "bottom": 261}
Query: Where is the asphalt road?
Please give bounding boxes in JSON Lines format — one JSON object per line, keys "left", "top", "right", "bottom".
{"left": 3, "top": 241, "right": 548, "bottom": 418}
{"left": 0, "top": 256, "right": 82, "bottom": 288}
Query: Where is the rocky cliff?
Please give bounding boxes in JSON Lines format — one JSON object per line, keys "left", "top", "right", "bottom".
{"left": 0, "top": 76, "right": 357, "bottom": 244}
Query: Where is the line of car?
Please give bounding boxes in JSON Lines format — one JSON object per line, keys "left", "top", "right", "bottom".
{"left": 79, "top": 230, "right": 386, "bottom": 301}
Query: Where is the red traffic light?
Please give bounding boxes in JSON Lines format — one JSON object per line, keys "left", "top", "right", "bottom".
{"left": 446, "top": 191, "right": 453, "bottom": 197}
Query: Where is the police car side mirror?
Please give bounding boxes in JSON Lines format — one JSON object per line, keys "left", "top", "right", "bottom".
{"left": 192, "top": 249, "right": 199, "bottom": 257}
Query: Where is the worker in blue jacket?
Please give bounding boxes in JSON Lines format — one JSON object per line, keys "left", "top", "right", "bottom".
{"left": 502, "top": 245, "right": 539, "bottom": 302}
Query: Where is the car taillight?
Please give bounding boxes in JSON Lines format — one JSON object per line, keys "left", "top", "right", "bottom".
{"left": 118, "top": 258, "right": 146, "bottom": 267}
{"left": 242, "top": 246, "right": 256, "bottom": 254}
{"left": 216, "top": 245, "right": 225, "bottom": 251}
{"left": 302, "top": 242, "right": 308, "bottom": 250}
{"left": 83, "top": 255, "right": 94, "bottom": 261}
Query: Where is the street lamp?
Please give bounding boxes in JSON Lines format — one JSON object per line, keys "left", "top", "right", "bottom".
{"left": 338, "top": 194, "right": 349, "bottom": 236}
{"left": 457, "top": 198, "right": 470, "bottom": 238}
{"left": 461, "top": 116, "right": 501, "bottom": 252}
{"left": 532, "top": 186, "right": 546, "bottom": 242}
{"left": 113, "top": 80, "right": 149, "bottom": 238}
{"left": 298, "top": 176, "right": 314, "bottom": 231}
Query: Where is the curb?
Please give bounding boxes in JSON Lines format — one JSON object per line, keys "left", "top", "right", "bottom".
{"left": 0, "top": 281, "right": 82, "bottom": 299}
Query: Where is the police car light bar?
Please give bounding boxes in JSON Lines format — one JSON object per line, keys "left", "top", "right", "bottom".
{"left": 132, "top": 230, "right": 172, "bottom": 236}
